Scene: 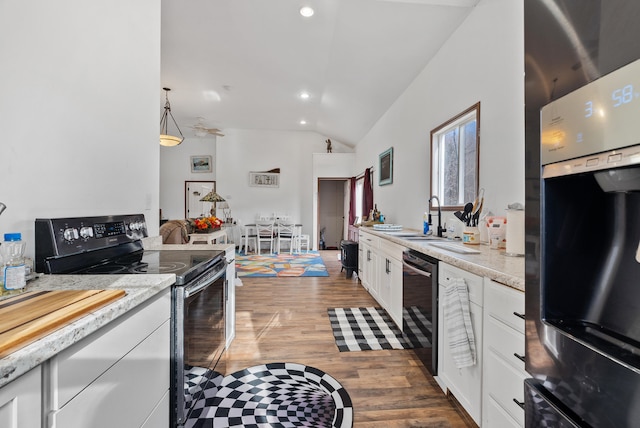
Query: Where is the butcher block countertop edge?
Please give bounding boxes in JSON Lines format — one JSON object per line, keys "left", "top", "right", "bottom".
{"left": 0, "top": 273, "right": 175, "bottom": 388}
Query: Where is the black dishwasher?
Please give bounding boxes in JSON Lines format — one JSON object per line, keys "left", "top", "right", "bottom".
{"left": 402, "top": 249, "right": 438, "bottom": 376}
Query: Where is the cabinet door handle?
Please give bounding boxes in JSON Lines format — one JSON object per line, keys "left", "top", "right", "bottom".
{"left": 385, "top": 259, "right": 390, "bottom": 273}
{"left": 513, "top": 352, "right": 525, "bottom": 363}
{"left": 513, "top": 311, "right": 525, "bottom": 320}
{"left": 367, "top": 250, "right": 371, "bottom": 261}
{"left": 513, "top": 398, "right": 525, "bottom": 410}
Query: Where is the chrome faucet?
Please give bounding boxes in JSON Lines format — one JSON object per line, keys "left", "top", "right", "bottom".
{"left": 429, "top": 196, "right": 444, "bottom": 237}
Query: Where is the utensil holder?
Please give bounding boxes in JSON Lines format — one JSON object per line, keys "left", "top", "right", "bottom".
{"left": 462, "top": 226, "right": 480, "bottom": 245}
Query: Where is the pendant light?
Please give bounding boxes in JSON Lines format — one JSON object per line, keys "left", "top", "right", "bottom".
{"left": 160, "top": 87, "right": 184, "bottom": 147}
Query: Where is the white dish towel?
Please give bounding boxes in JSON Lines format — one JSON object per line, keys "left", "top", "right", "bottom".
{"left": 442, "top": 277, "right": 476, "bottom": 368}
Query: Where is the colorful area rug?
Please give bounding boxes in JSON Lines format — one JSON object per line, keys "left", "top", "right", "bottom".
{"left": 327, "top": 307, "right": 432, "bottom": 352}
{"left": 235, "top": 251, "right": 330, "bottom": 277}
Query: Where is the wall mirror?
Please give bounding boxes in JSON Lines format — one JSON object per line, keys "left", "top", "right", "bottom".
{"left": 185, "top": 181, "right": 216, "bottom": 218}
{"left": 430, "top": 102, "right": 480, "bottom": 211}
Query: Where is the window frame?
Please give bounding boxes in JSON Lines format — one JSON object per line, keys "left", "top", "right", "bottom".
{"left": 429, "top": 102, "right": 480, "bottom": 211}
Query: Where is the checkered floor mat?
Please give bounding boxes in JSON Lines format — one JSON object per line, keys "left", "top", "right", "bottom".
{"left": 185, "top": 362, "right": 353, "bottom": 428}
{"left": 327, "top": 307, "right": 432, "bottom": 352}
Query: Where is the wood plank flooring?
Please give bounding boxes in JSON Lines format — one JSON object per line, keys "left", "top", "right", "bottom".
{"left": 225, "top": 250, "right": 475, "bottom": 427}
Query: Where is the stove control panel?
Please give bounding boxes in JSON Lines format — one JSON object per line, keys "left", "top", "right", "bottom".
{"left": 35, "top": 214, "right": 148, "bottom": 259}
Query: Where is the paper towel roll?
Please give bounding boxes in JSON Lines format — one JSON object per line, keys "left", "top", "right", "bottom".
{"left": 506, "top": 209, "right": 525, "bottom": 256}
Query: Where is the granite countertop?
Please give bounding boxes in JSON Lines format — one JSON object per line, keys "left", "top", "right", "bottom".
{"left": 0, "top": 271, "right": 175, "bottom": 388}
{"left": 361, "top": 227, "right": 525, "bottom": 291}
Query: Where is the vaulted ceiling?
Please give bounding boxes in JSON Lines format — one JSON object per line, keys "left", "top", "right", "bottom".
{"left": 161, "top": 0, "right": 479, "bottom": 146}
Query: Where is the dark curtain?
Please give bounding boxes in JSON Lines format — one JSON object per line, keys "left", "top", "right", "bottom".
{"left": 363, "top": 168, "right": 373, "bottom": 220}
{"left": 348, "top": 177, "right": 357, "bottom": 225}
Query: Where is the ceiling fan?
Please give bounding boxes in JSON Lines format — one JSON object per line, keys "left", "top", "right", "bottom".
{"left": 189, "top": 117, "right": 225, "bottom": 137}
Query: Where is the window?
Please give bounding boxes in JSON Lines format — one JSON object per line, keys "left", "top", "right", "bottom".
{"left": 354, "top": 177, "right": 364, "bottom": 223}
{"left": 430, "top": 102, "right": 480, "bottom": 211}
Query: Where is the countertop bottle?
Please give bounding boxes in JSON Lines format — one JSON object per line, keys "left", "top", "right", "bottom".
{"left": 2, "top": 233, "right": 27, "bottom": 294}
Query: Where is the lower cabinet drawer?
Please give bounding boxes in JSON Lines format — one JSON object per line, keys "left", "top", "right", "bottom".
{"left": 485, "top": 395, "right": 522, "bottom": 428}
{"left": 55, "top": 289, "right": 170, "bottom": 407}
{"left": 485, "top": 348, "right": 527, "bottom": 426}
{"left": 485, "top": 315, "right": 525, "bottom": 371}
{"left": 53, "top": 320, "right": 170, "bottom": 428}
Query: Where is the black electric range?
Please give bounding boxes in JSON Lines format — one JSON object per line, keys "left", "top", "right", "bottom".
{"left": 35, "top": 214, "right": 229, "bottom": 427}
{"left": 34, "top": 214, "right": 224, "bottom": 282}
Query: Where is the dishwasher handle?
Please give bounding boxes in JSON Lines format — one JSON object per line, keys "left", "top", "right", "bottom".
{"left": 402, "top": 258, "right": 432, "bottom": 277}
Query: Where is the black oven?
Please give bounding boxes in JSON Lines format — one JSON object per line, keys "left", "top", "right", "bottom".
{"left": 34, "top": 214, "right": 227, "bottom": 427}
{"left": 174, "top": 255, "right": 227, "bottom": 426}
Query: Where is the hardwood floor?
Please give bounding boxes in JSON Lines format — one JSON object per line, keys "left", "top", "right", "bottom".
{"left": 226, "top": 250, "right": 474, "bottom": 427}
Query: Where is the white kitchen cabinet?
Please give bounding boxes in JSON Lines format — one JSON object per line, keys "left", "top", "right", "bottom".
{"left": 359, "top": 230, "right": 405, "bottom": 328}
{"left": 358, "top": 231, "right": 379, "bottom": 299}
{"left": 438, "top": 262, "right": 483, "bottom": 425}
{"left": 482, "top": 278, "right": 526, "bottom": 427}
{"left": 378, "top": 239, "right": 404, "bottom": 328}
{"left": 0, "top": 366, "right": 40, "bottom": 428}
{"left": 225, "top": 246, "right": 236, "bottom": 347}
{"left": 46, "top": 288, "right": 171, "bottom": 428}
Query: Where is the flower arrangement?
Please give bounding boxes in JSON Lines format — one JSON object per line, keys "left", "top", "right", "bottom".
{"left": 193, "top": 216, "right": 223, "bottom": 231}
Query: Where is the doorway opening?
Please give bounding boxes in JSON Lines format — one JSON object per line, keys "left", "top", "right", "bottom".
{"left": 317, "top": 178, "right": 349, "bottom": 250}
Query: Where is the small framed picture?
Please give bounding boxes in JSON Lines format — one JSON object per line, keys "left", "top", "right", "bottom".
{"left": 379, "top": 147, "right": 393, "bottom": 186}
{"left": 249, "top": 172, "right": 279, "bottom": 188}
{"left": 190, "top": 155, "right": 212, "bottom": 173}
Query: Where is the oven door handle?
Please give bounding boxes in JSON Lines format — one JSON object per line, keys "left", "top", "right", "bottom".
{"left": 402, "top": 259, "right": 432, "bottom": 277}
{"left": 184, "top": 260, "right": 228, "bottom": 298}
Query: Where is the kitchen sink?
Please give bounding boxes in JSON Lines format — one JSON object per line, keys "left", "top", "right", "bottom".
{"left": 382, "top": 231, "right": 422, "bottom": 237}
{"left": 403, "top": 236, "right": 442, "bottom": 241}
{"left": 425, "top": 241, "right": 481, "bottom": 254}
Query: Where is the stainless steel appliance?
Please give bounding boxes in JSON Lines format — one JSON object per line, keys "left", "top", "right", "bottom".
{"left": 402, "top": 249, "right": 438, "bottom": 375}
{"left": 34, "top": 214, "right": 227, "bottom": 427}
{"left": 527, "top": 59, "right": 640, "bottom": 427}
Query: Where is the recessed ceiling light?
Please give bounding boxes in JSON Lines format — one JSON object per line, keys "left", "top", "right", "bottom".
{"left": 300, "top": 120, "right": 307, "bottom": 125}
{"left": 300, "top": 6, "right": 314, "bottom": 17}
{"left": 299, "top": 91, "right": 310, "bottom": 100}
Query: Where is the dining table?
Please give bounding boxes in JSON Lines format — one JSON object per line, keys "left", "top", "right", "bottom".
{"left": 188, "top": 228, "right": 228, "bottom": 245}
{"left": 243, "top": 223, "right": 302, "bottom": 254}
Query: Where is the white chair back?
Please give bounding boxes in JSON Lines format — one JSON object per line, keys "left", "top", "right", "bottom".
{"left": 255, "top": 221, "right": 275, "bottom": 254}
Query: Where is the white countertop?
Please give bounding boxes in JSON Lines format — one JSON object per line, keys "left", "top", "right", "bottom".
{"left": 360, "top": 227, "right": 525, "bottom": 291}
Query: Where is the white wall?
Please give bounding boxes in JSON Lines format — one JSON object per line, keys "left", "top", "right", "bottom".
{"left": 355, "top": 0, "right": 524, "bottom": 232}
{"left": 0, "top": 0, "right": 161, "bottom": 259}
{"left": 211, "top": 129, "right": 352, "bottom": 239}
{"left": 160, "top": 136, "right": 217, "bottom": 219}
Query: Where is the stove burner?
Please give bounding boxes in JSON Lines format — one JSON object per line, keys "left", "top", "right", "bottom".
{"left": 130, "top": 261, "right": 189, "bottom": 274}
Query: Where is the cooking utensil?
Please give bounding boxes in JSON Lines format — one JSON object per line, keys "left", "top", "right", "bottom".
{"left": 463, "top": 202, "right": 473, "bottom": 225}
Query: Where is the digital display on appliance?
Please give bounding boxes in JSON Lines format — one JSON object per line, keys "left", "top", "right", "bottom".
{"left": 541, "top": 59, "right": 640, "bottom": 165}
{"left": 93, "top": 221, "right": 126, "bottom": 238}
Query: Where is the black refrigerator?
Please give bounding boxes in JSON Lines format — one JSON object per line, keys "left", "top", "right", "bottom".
{"left": 525, "top": 1, "right": 640, "bottom": 427}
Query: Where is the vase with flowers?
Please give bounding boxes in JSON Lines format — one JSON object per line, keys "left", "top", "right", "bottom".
{"left": 193, "top": 216, "right": 223, "bottom": 233}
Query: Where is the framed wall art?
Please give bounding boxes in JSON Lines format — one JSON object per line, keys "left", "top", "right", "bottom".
{"left": 249, "top": 172, "right": 279, "bottom": 188}
{"left": 379, "top": 147, "right": 393, "bottom": 186}
{"left": 190, "top": 155, "right": 212, "bottom": 173}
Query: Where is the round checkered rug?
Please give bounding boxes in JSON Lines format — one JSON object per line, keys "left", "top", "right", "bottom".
{"left": 188, "top": 362, "right": 353, "bottom": 428}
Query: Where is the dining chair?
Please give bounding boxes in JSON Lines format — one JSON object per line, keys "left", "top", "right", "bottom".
{"left": 236, "top": 220, "right": 256, "bottom": 254}
{"left": 256, "top": 221, "right": 275, "bottom": 255}
{"left": 276, "top": 222, "right": 296, "bottom": 254}
{"left": 293, "top": 233, "right": 310, "bottom": 253}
